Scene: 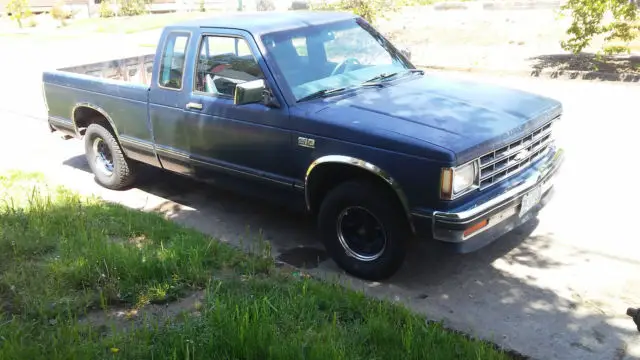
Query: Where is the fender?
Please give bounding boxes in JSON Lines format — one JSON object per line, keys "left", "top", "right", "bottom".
{"left": 71, "top": 102, "right": 120, "bottom": 139}
{"left": 304, "top": 155, "right": 414, "bottom": 233}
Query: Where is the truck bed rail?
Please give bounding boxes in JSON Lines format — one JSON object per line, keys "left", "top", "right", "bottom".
{"left": 58, "top": 54, "right": 156, "bottom": 86}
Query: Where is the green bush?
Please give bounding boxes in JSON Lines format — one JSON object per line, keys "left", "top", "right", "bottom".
{"left": 256, "top": 0, "right": 275, "bottom": 11}
{"left": 118, "top": 0, "right": 147, "bottom": 16}
{"left": 560, "top": 0, "right": 639, "bottom": 54}
{"left": 5, "top": 0, "right": 32, "bottom": 28}
{"left": 50, "top": 0, "right": 74, "bottom": 26}
{"left": 99, "top": 0, "right": 115, "bottom": 17}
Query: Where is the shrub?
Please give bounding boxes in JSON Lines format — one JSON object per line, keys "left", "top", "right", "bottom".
{"left": 5, "top": 0, "right": 31, "bottom": 28}
{"left": 98, "top": 0, "right": 115, "bottom": 17}
{"left": 50, "top": 0, "right": 74, "bottom": 26}
{"left": 256, "top": 0, "right": 275, "bottom": 11}
{"left": 118, "top": 0, "right": 147, "bottom": 16}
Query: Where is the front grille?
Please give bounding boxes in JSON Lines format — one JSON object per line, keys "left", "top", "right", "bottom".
{"left": 478, "top": 117, "right": 557, "bottom": 189}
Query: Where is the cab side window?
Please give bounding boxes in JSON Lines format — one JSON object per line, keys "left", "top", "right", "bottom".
{"left": 158, "top": 32, "right": 190, "bottom": 90}
{"left": 194, "top": 35, "right": 265, "bottom": 96}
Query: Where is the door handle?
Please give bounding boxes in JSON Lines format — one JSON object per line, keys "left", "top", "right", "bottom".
{"left": 186, "top": 102, "right": 203, "bottom": 110}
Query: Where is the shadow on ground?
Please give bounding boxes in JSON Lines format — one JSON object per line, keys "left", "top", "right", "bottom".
{"left": 62, "top": 154, "right": 637, "bottom": 360}
{"left": 528, "top": 53, "right": 640, "bottom": 82}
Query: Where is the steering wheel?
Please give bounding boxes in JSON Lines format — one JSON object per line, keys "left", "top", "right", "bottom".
{"left": 331, "top": 57, "right": 361, "bottom": 76}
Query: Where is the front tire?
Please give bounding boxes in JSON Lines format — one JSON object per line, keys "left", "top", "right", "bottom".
{"left": 318, "top": 180, "right": 410, "bottom": 281}
{"left": 84, "top": 123, "right": 136, "bottom": 190}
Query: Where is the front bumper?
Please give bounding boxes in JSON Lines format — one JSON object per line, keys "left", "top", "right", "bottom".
{"left": 411, "top": 145, "right": 564, "bottom": 253}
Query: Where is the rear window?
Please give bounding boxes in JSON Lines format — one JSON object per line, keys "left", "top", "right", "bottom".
{"left": 158, "top": 32, "right": 190, "bottom": 90}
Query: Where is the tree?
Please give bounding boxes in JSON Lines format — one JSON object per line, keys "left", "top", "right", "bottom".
{"left": 5, "top": 0, "right": 31, "bottom": 28}
{"left": 560, "top": 0, "right": 640, "bottom": 54}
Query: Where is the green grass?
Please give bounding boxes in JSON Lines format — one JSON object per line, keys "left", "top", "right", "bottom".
{"left": 0, "top": 170, "right": 512, "bottom": 360}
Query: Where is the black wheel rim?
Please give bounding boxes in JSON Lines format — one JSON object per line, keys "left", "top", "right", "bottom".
{"left": 92, "top": 137, "right": 114, "bottom": 176}
{"left": 336, "top": 206, "right": 387, "bottom": 261}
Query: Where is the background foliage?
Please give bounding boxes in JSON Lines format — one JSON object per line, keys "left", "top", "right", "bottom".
{"left": 560, "top": 0, "right": 639, "bottom": 54}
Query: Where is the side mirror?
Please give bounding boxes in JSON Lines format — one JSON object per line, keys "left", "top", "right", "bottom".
{"left": 234, "top": 79, "right": 266, "bottom": 105}
{"left": 400, "top": 47, "right": 412, "bottom": 61}
{"left": 233, "top": 79, "right": 280, "bottom": 108}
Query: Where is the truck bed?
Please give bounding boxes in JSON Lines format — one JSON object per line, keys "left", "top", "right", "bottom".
{"left": 43, "top": 53, "right": 158, "bottom": 148}
{"left": 57, "top": 54, "right": 156, "bottom": 86}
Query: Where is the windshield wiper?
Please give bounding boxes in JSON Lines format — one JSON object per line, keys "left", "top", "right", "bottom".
{"left": 297, "top": 87, "right": 348, "bottom": 102}
{"left": 361, "top": 72, "right": 401, "bottom": 85}
{"left": 361, "top": 69, "right": 425, "bottom": 87}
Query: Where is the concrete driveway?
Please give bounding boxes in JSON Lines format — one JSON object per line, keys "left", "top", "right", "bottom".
{"left": 0, "top": 34, "right": 639, "bottom": 360}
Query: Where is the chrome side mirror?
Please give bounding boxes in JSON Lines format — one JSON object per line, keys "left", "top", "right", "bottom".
{"left": 234, "top": 79, "right": 265, "bottom": 105}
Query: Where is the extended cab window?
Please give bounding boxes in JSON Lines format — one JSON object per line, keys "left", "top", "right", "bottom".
{"left": 194, "top": 35, "right": 265, "bottom": 96}
{"left": 159, "top": 32, "right": 189, "bottom": 89}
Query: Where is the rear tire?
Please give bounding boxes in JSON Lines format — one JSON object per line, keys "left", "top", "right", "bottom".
{"left": 84, "top": 123, "right": 136, "bottom": 190}
{"left": 318, "top": 180, "right": 409, "bottom": 281}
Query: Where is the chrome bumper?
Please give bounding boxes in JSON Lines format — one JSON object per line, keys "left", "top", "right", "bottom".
{"left": 418, "top": 146, "right": 564, "bottom": 249}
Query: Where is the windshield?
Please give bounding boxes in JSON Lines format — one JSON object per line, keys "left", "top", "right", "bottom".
{"left": 260, "top": 18, "right": 413, "bottom": 102}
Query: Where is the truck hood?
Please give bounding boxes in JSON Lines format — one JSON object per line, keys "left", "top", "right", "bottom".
{"left": 316, "top": 74, "right": 562, "bottom": 164}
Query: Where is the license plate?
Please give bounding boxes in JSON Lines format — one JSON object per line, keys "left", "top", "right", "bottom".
{"left": 519, "top": 185, "right": 542, "bottom": 218}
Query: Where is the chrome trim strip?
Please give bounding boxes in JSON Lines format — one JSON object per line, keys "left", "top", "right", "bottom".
{"left": 155, "top": 144, "right": 190, "bottom": 159}
{"left": 71, "top": 102, "right": 120, "bottom": 138}
{"left": 156, "top": 144, "right": 292, "bottom": 188}
{"left": 304, "top": 155, "right": 413, "bottom": 232}
{"left": 410, "top": 212, "right": 432, "bottom": 219}
{"left": 433, "top": 146, "right": 563, "bottom": 226}
{"left": 120, "top": 135, "right": 155, "bottom": 151}
{"left": 48, "top": 116, "right": 74, "bottom": 127}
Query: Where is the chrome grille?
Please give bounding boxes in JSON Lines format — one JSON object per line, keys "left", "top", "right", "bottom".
{"left": 479, "top": 118, "right": 556, "bottom": 189}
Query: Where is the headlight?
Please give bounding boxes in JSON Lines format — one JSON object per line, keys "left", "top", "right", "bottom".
{"left": 440, "top": 161, "right": 479, "bottom": 200}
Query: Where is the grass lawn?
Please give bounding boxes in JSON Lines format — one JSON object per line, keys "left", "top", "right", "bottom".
{"left": 0, "top": 170, "right": 512, "bottom": 360}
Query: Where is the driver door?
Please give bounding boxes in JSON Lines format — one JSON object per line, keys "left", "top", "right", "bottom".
{"left": 182, "top": 30, "right": 297, "bottom": 197}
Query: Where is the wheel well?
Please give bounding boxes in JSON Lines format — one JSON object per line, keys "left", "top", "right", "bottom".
{"left": 306, "top": 163, "right": 411, "bottom": 226}
{"left": 73, "top": 106, "right": 115, "bottom": 137}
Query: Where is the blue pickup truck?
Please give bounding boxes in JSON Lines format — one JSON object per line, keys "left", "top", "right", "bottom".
{"left": 42, "top": 11, "right": 564, "bottom": 280}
